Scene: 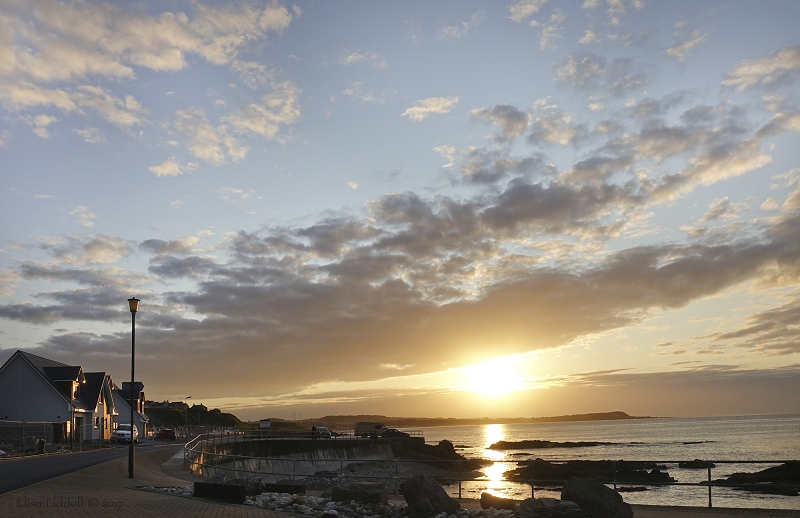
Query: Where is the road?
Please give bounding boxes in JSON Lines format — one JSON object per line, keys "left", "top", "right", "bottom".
{"left": 0, "top": 442, "right": 176, "bottom": 495}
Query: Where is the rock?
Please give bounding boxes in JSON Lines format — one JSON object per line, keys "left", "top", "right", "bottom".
{"left": 231, "top": 476, "right": 265, "bottom": 496}
{"left": 480, "top": 493, "right": 516, "bottom": 510}
{"left": 679, "top": 459, "right": 715, "bottom": 469}
{"left": 399, "top": 474, "right": 460, "bottom": 518}
{"left": 332, "top": 482, "right": 389, "bottom": 504}
{"left": 561, "top": 477, "right": 632, "bottom": 518}
{"left": 516, "top": 498, "right": 586, "bottom": 518}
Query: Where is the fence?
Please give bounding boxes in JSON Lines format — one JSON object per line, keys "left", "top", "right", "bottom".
{"left": 0, "top": 420, "right": 112, "bottom": 457}
{"left": 184, "top": 433, "right": 798, "bottom": 508}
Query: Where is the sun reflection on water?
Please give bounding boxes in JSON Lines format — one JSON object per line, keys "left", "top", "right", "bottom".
{"left": 481, "top": 423, "right": 513, "bottom": 496}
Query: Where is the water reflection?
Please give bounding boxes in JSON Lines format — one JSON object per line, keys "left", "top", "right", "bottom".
{"left": 482, "top": 423, "right": 514, "bottom": 497}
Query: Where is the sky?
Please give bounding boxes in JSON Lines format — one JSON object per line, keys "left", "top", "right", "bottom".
{"left": 1, "top": 0, "right": 800, "bottom": 421}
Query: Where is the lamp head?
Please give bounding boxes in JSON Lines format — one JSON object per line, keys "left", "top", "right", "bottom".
{"left": 128, "top": 297, "right": 140, "bottom": 313}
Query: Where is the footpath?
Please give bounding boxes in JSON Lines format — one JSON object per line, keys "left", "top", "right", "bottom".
{"left": 0, "top": 445, "right": 796, "bottom": 518}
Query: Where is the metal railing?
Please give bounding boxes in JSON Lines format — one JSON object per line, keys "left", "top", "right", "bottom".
{"left": 183, "top": 433, "right": 798, "bottom": 508}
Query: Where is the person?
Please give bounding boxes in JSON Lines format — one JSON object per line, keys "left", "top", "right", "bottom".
{"left": 311, "top": 424, "right": 318, "bottom": 440}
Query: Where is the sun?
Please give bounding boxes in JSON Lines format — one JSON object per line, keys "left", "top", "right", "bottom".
{"left": 461, "top": 356, "right": 526, "bottom": 397}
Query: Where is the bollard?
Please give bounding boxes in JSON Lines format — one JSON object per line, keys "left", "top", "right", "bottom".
{"left": 530, "top": 461, "right": 535, "bottom": 498}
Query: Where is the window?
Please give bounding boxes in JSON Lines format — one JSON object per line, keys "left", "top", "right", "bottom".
{"left": 94, "top": 416, "right": 100, "bottom": 429}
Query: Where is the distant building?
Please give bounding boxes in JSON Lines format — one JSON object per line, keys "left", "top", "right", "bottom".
{"left": 191, "top": 403, "right": 207, "bottom": 412}
{"left": 0, "top": 350, "right": 117, "bottom": 444}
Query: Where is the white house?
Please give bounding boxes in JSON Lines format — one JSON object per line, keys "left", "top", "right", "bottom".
{"left": 0, "top": 350, "right": 117, "bottom": 444}
{"left": 112, "top": 381, "right": 149, "bottom": 438}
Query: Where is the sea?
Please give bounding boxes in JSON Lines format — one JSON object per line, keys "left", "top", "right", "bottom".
{"left": 415, "top": 414, "right": 800, "bottom": 510}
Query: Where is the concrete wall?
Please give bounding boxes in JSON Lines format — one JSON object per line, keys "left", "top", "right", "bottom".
{"left": 187, "top": 438, "right": 397, "bottom": 483}
{"left": 0, "top": 354, "right": 72, "bottom": 422}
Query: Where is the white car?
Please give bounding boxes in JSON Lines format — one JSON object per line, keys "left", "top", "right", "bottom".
{"left": 112, "top": 424, "right": 139, "bottom": 443}
{"left": 316, "top": 426, "right": 332, "bottom": 439}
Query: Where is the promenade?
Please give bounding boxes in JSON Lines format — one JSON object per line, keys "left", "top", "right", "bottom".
{"left": 0, "top": 445, "right": 796, "bottom": 518}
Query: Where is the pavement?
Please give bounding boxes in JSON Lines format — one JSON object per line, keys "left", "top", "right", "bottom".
{"left": 0, "top": 445, "right": 796, "bottom": 518}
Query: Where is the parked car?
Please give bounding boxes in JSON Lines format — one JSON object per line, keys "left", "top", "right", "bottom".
{"left": 380, "top": 428, "right": 410, "bottom": 438}
{"left": 112, "top": 424, "right": 138, "bottom": 443}
{"left": 156, "top": 428, "right": 177, "bottom": 441}
{"left": 315, "top": 426, "right": 332, "bottom": 439}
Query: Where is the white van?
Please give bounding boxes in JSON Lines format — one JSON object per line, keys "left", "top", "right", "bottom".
{"left": 354, "top": 421, "right": 386, "bottom": 437}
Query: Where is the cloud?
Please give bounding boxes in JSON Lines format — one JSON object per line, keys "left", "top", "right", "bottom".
{"left": 537, "top": 9, "right": 567, "bottom": 51}
{"left": 149, "top": 159, "right": 187, "bottom": 177}
{"left": 581, "top": 0, "right": 644, "bottom": 26}
{"left": 723, "top": 45, "right": 800, "bottom": 91}
{"left": 553, "top": 52, "right": 647, "bottom": 95}
{"left": 219, "top": 187, "right": 260, "bottom": 202}
{"left": 73, "top": 127, "right": 106, "bottom": 144}
{"left": 26, "top": 114, "right": 58, "bottom": 138}
{"left": 70, "top": 206, "right": 97, "bottom": 228}
{"left": 341, "top": 83, "right": 384, "bottom": 104}
{"left": 230, "top": 60, "right": 274, "bottom": 89}
{"left": 698, "top": 197, "right": 747, "bottom": 224}
{"left": 437, "top": 10, "right": 485, "bottom": 40}
{"left": 471, "top": 105, "right": 530, "bottom": 142}
{"left": 72, "top": 87, "right": 149, "bottom": 127}
{"left": 665, "top": 30, "right": 707, "bottom": 62}
{"left": 347, "top": 182, "right": 359, "bottom": 190}
{"left": 171, "top": 199, "right": 185, "bottom": 208}
{"left": 509, "top": 0, "right": 549, "bottom": 23}
{"left": 401, "top": 97, "right": 459, "bottom": 122}
{"left": 139, "top": 237, "right": 198, "bottom": 255}
{"left": 34, "top": 235, "right": 132, "bottom": 265}
{"left": 339, "top": 52, "right": 386, "bottom": 68}
{"left": 459, "top": 148, "right": 545, "bottom": 184}
{"left": 528, "top": 107, "right": 587, "bottom": 146}
{"left": 0, "top": 1, "right": 292, "bottom": 84}
{"left": 173, "top": 107, "right": 246, "bottom": 165}
{"left": 0, "top": 270, "right": 20, "bottom": 297}
{"left": 224, "top": 81, "right": 301, "bottom": 140}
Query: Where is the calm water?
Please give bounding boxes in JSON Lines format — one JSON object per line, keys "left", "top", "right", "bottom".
{"left": 417, "top": 414, "right": 800, "bottom": 509}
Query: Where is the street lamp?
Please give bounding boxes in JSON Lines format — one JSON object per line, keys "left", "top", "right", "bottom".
{"left": 185, "top": 396, "right": 191, "bottom": 434}
{"left": 127, "top": 297, "right": 139, "bottom": 479}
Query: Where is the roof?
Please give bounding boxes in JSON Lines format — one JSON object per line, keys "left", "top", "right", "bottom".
{"left": 79, "top": 372, "right": 112, "bottom": 412}
{"left": 3, "top": 351, "right": 88, "bottom": 410}
{"left": 43, "top": 366, "right": 84, "bottom": 382}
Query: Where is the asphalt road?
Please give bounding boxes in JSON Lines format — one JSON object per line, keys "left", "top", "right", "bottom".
{"left": 0, "top": 443, "right": 170, "bottom": 495}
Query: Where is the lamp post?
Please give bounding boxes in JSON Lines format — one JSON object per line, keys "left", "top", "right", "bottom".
{"left": 185, "top": 396, "right": 191, "bottom": 436}
{"left": 127, "top": 297, "right": 139, "bottom": 479}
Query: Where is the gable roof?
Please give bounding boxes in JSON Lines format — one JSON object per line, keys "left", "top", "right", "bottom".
{"left": 3, "top": 351, "right": 89, "bottom": 409}
{"left": 80, "top": 371, "right": 113, "bottom": 412}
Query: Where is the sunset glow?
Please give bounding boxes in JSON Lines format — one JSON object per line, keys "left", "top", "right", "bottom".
{"left": 462, "top": 357, "right": 527, "bottom": 397}
{"left": 1, "top": 1, "right": 799, "bottom": 419}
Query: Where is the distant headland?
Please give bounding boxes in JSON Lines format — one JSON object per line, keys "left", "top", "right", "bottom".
{"left": 276, "top": 411, "right": 654, "bottom": 430}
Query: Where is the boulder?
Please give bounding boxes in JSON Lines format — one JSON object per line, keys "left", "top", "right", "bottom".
{"left": 480, "top": 492, "right": 516, "bottom": 510}
{"left": 331, "top": 482, "right": 388, "bottom": 504}
{"left": 561, "top": 477, "right": 632, "bottom": 518}
{"left": 516, "top": 498, "right": 586, "bottom": 518}
{"left": 399, "top": 474, "right": 460, "bottom": 518}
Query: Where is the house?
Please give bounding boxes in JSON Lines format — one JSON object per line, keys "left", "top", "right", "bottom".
{"left": 0, "top": 350, "right": 117, "bottom": 444}
{"left": 112, "top": 381, "right": 149, "bottom": 437}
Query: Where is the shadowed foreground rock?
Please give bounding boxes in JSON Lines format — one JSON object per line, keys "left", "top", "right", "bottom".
{"left": 561, "top": 477, "right": 632, "bottom": 518}
{"left": 516, "top": 498, "right": 586, "bottom": 518}
{"left": 332, "top": 482, "right": 389, "bottom": 504}
{"left": 480, "top": 492, "right": 516, "bottom": 510}
{"left": 399, "top": 474, "right": 460, "bottom": 518}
